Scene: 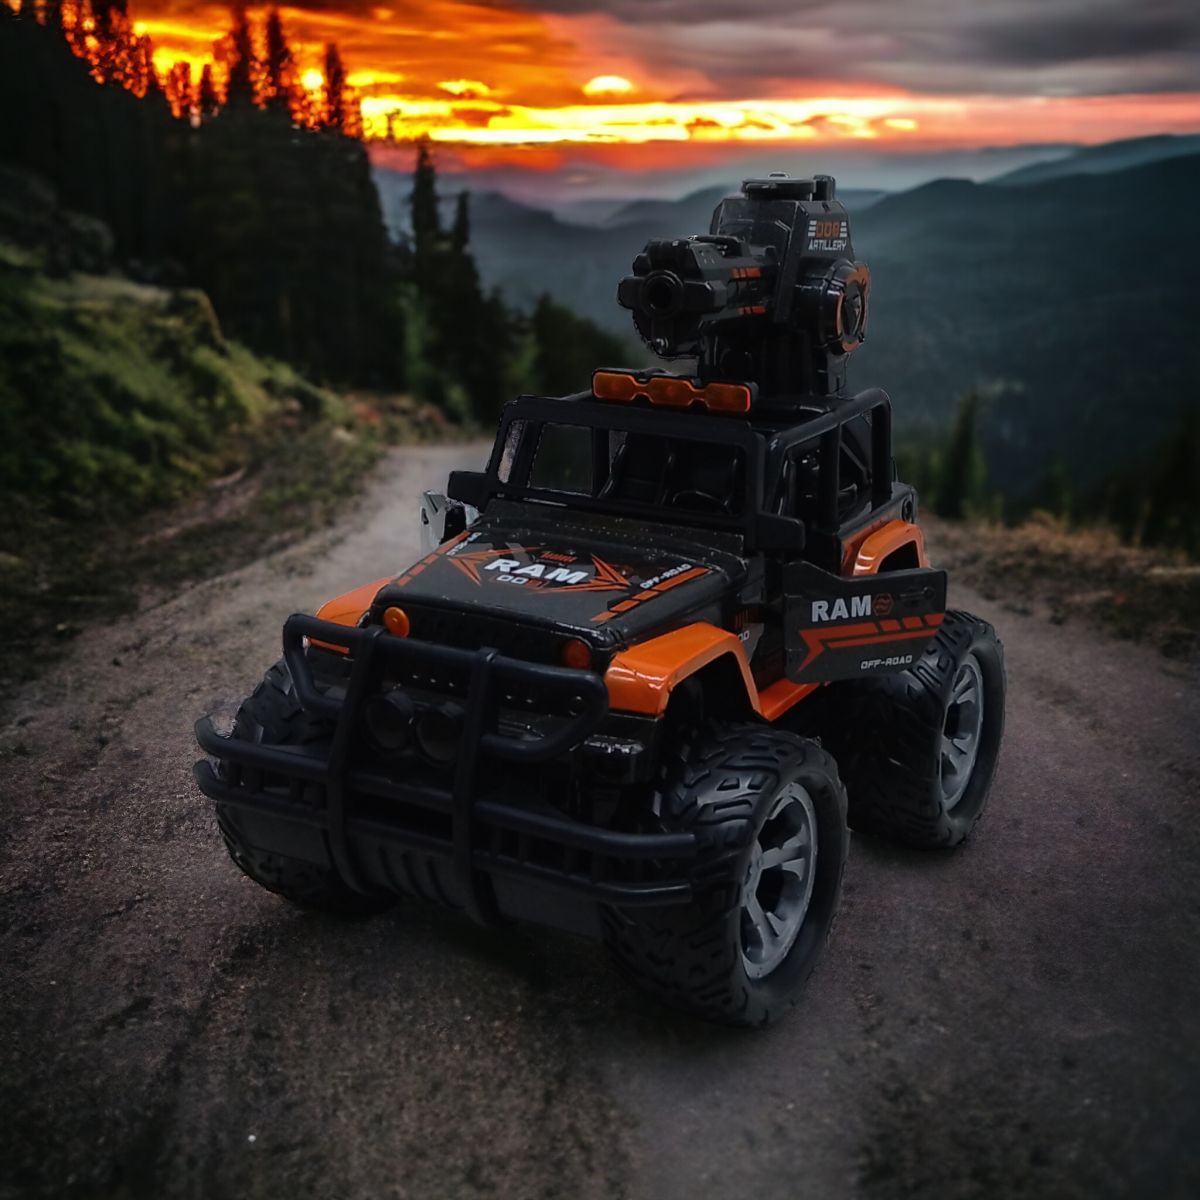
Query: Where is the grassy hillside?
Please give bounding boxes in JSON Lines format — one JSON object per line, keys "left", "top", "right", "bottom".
{"left": 0, "top": 241, "right": 340, "bottom": 516}
{"left": 0, "top": 175, "right": 448, "bottom": 686}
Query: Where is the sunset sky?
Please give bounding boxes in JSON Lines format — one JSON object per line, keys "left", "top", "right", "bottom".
{"left": 125, "top": 0, "right": 1200, "bottom": 195}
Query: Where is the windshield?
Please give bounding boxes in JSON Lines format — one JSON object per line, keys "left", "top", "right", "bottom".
{"left": 496, "top": 415, "right": 752, "bottom": 524}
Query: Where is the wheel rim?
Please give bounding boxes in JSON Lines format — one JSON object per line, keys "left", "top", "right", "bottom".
{"left": 941, "top": 653, "right": 985, "bottom": 811}
{"left": 740, "top": 784, "right": 818, "bottom": 980}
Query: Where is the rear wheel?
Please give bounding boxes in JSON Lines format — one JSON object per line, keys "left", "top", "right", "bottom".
{"left": 216, "top": 659, "right": 395, "bottom": 916}
{"left": 802, "top": 610, "right": 1005, "bottom": 849}
{"left": 602, "top": 723, "right": 848, "bottom": 1027}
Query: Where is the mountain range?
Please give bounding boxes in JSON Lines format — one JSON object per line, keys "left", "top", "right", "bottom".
{"left": 374, "top": 134, "right": 1199, "bottom": 496}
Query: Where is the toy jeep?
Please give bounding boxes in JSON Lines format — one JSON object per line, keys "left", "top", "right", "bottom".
{"left": 195, "top": 173, "right": 1005, "bottom": 1026}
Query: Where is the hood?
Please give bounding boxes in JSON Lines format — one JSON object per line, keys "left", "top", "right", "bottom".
{"left": 371, "top": 502, "right": 745, "bottom": 648}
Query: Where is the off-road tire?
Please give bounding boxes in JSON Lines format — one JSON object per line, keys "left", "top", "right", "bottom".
{"left": 602, "top": 723, "right": 848, "bottom": 1027}
{"left": 216, "top": 659, "right": 395, "bottom": 916}
{"left": 802, "top": 610, "right": 1005, "bottom": 849}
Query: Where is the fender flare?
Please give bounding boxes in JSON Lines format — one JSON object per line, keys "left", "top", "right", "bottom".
{"left": 849, "top": 519, "right": 929, "bottom": 575}
{"left": 604, "top": 623, "right": 819, "bottom": 721}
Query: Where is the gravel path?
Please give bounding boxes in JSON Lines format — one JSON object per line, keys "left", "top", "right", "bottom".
{"left": 3, "top": 443, "right": 1198, "bottom": 1200}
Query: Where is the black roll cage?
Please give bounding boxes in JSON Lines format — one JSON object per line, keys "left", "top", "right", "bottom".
{"left": 448, "top": 388, "right": 894, "bottom": 555}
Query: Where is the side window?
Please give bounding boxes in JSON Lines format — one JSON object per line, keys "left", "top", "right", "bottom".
{"left": 529, "top": 423, "right": 593, "bottom": 494}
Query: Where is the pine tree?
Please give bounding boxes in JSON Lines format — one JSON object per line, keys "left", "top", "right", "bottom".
{"left": 131, "top": 32, "right": 156, "bottom": 98}
{"left": 164, "top": 61, "right": 193, "bottom": 119}
{"left": 1142, "top": 405, "right": 1200, "bottom": 554}
{"left": 451, "top": 190, "right": 470, "bottom": 253}
{"left": 263, "top": 8, "right": 294, "bottom": 114}
{"left": 93, "top": 0, "right": 125, "bottom": 37}
{"left": 225, "top": 4, "right": 256, "bottom": 106}
{"left": 410, "top": 137, "right": 440, "bottom": 253}
{"left": 320, "top": 42, "right": 346, "bottom": 132}
{"left": 198, "top": 62, "right": 220, "bottom": 118}
{"left": 935, "top": 391, "right": 983, "bottom": 520}
{"left": 531, "top": 294, "right": 629, "bottom": 398}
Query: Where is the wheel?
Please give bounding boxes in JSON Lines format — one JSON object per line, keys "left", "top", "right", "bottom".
{"left": 216, "top": 659, "right": 395, "bottom": 916}
{"left": 801, "top": 610, "right": 1005, "bottom": 849}
{"left": 602, "top": 723, "right": 849, "bottom": 1027}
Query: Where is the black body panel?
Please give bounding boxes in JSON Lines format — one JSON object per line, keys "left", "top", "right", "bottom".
{"left": 374, "top": 502, "right": 747, "bottom": 650}
{"left": 783, "top": 561, "right": 947, "bottom": 682}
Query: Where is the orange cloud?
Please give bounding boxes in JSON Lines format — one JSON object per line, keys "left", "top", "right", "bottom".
{"left": 66, "top": 0, "right": 1200, "bottom": 163}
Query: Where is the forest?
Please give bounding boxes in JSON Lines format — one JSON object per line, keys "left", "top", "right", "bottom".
{"left": 0, "top": 0, "right": 627, "bottom": 514}
{"left": 0, "top": 0, "right": 1194, "bottom": 566}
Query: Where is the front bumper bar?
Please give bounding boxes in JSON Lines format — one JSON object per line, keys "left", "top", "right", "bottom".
{"left": 194, "top": 614, "right": 696, "bottom": 926}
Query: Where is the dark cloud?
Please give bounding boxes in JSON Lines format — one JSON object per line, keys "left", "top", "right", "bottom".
{"left": 965, "top": 10, "right": 1200, "bottom": 66}
{"left": 490, "top": 0, "right": 1200, "bottom": 95}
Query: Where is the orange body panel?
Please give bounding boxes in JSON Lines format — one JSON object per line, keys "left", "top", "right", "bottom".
{"left": 605, "top": 624, "right": 757, "bottom": 717}
{"left": 850, "top": 519, "right": 929, "bottom": 574}
{"left": 309, "top": 576, "right": 393, "bottom": 651}
{"left": 604, "top": 623, "right": 819, "bottom": 719}
{"left": 316, "top": 577, "right": 394, "bottom": 628}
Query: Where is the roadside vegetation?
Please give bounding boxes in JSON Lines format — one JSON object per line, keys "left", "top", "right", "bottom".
{"left": 906, "top": 390, "right": 1200, "bottom": 657}
{"left": 0, "top": 217, "right": 452, "bottom": 687}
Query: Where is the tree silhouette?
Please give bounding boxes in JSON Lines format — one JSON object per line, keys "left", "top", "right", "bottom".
{"left": 264, "top": 8, "right": 294, "bottom": 114}
{"left": 451, "top": 191, "right": 470, "bottom": 253}
{"left": 197, "top": 63, "right": 220, "bottom": 118}
{"left": 320, "top": 42, "right": 347, "bottom": 132}
{"left": 225, "top": 4, "right": 257, "bottom": 106}
{"left": 410, "top": 138, "right": 440, "bottom": 254}
{"left": 935, "top": 392, "right": 983, "bottom": 520}
{"left": 164, "top": 61, "right": 193, "bottom": 119}
{"left": 93, "top": 0, "right": 126, "bottom": 38}
{"left": 531, "top": 294, "right": 628, "bottom": 398}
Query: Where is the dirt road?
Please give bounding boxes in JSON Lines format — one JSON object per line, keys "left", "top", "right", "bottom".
{"left": 3, "top": 444, "right": 1198, "bottom": 1200}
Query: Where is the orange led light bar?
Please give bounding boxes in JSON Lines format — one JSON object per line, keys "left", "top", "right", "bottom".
{"left": 591, "top": 371, "right": 752, "bottom": 414}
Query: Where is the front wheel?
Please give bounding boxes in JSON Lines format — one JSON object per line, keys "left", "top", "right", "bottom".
{"left": 602, "top": 724, "right": 849, "bottom": 1027}
{"left": 215, "top": 659, "right": 396, "bottom": 917}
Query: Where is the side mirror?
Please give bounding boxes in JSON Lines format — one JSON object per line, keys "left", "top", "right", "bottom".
{"left": 419, "top": 491, "right": 477, "bottom": 553}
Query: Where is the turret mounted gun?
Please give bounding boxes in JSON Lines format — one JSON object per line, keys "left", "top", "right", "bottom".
{"left": 616, "top": 173, "right": 871, "bottom": 407}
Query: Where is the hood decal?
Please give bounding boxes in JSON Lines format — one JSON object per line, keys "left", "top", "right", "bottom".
{"left": 382, "top": 516, "right": 729, "bottom": 638}
{"left": 443, "top": 543, "right": 636, "bottom": 596}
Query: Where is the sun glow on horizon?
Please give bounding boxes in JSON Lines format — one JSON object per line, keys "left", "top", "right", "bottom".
{"left": 16, "top": 0, "right": 1199, "bottom": 165}
{"left": 582, "top": 74, "right": 633, "bottom": 98}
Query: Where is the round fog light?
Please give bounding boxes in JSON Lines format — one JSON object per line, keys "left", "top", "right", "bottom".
{"left": 415, "top": 701, "right": 464, "bottom": 764}
{"left": 364, "top": 688, "right": 415, "bottom": 753}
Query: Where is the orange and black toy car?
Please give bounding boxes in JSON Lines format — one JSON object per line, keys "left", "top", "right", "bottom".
{"left": 195, "top": 173, "right": 1006, "bottom": 1026}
